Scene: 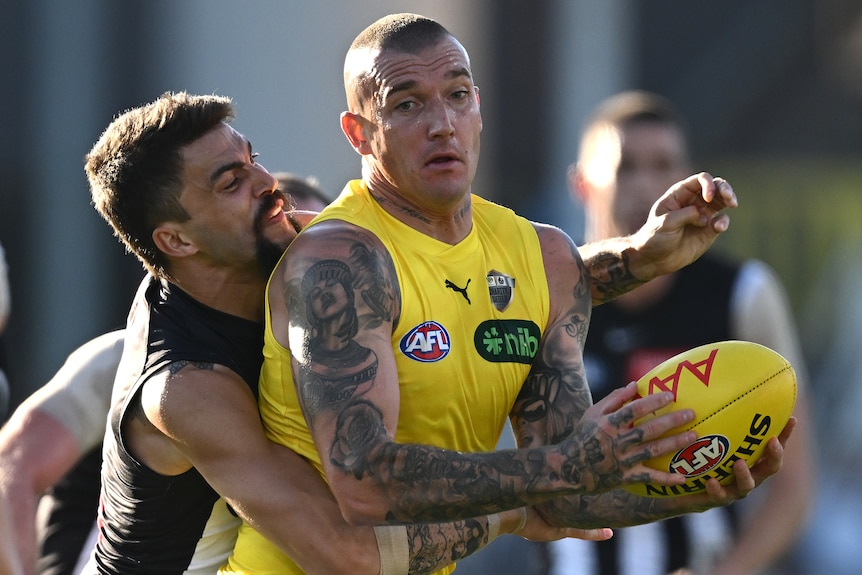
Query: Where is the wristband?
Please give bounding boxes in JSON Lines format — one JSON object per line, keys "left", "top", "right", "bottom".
{"left": 373, "top": 525, "right": 409, "bottom": 575}
{"left": 487, "top": 512, "right": 501, "bottom": 541}
{"left": 515, "top": 507, "right": 527, "bottom": 533}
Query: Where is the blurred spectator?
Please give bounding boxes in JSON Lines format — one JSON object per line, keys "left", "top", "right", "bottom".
{"left": 0, "top": 487, "right": 25, "bottom": 575}
{"left": 0, "top": 242, "right": 9, "bottom": 334}
{"left": 791, "top": 240, "right": 862, "bottom": 575}
{"left": 273, "top": 171, "right": 332, "bottom": 212}
{"left": 0, "top": 331, "right": 123, "bottom": 575}
{"left": 0, "top": 242, "right": 12, "bottom": 420}
{"left": 545, "top": 91, "right": 815, "bottom": 575}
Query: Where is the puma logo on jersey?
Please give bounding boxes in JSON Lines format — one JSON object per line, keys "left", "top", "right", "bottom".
{"left": 445, "top": 278, "right": 471, "bottom": 304}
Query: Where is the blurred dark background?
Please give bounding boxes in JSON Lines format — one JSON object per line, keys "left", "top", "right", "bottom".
{"left": 1, "top": 0, "right": 860, "bottom": 407}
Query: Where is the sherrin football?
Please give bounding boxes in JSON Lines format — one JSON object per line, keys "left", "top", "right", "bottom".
{"left": 624, "top": 340, "right": 796, "bottom": 497}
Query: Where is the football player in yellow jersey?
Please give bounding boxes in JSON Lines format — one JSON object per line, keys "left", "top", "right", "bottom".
{"left": 83, "top": 92, "right": 598, "bottom": 575}
{"left": 226, "top": 12, "right": 793, "bottom": 575}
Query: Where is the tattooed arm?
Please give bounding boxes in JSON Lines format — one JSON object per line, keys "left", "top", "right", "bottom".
{"left": 275, "top": 220, "right": 700, "bottom": 528}
{"left": 403, "top": 509, "right": 610, "bottom": 574}
{"left": 581, "top": 173, "right": 737, "bottom": 305}
{"left": 515, "top": 224, "right": 790, "bottom": 530}
{"left": 136, "top": 361, "right": 595, "bottom": 575}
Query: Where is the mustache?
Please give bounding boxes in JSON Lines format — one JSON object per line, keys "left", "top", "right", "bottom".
{"left": 253, "top": 189, "right": 290, "bottom": 236}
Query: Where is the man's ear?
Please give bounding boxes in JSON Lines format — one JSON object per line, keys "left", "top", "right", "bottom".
{"left": 340, "top": 111, "right": 372, "bottom": 155}
{"left": 152, "top": 224, "right": 198, "bottom": 258}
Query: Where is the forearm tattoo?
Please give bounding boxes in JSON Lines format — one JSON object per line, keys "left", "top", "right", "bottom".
{"left": 406, "top": 518, "right": 489, "bottom": 573}
{"left": 586, "top": 249, "right": 644, "bottom": 304}
{"left": 329, "top": 397, "right": 536, "bottom": 521}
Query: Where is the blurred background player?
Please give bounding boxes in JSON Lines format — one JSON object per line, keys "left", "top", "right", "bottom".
{"left": 0, "top": 241, "right": 11, "bottom": 420}
{"left": 272, "top": 171, "right": 332, "bottom": 212}
{"left": 0, "top": 488, "right": 25, "bottom": 575}
{"left": 546, "top": 91, "right": 815, "bottom": 575}
{"left": 0, "top": 331, "right": 123, "bottom": 575}
{"left": 791, "top": 239, "right": 862, "bottom": 575}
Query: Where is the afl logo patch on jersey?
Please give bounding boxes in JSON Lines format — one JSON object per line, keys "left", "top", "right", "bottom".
{"left": 400, "top": 321, "right": 451, "bottom": 362}
{"left": 669, "top": 434, "right": 730, "bottom": 477}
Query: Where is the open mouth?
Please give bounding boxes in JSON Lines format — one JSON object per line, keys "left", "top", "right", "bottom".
{"left": 268, "top": 198, "right": 285, "bottom": 218}
{"left": 255, "top": 196, "right": 286, "bottom": 233}
{"left": 425, "top": 153, "right": 461, "bottom": 170}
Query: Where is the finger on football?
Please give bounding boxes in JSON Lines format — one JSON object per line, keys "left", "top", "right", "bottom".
{"left": 628, "top": 463, "right": 689, "bottom": 487}
{"left": 777, "top": 415, "right": 797, "bottom": 446}
{"left": 596, "top": 381, "right": 640, "bottom": 412}
{"left": 748, "top": 436, "right": 785, "bottom": 486}
{"left": 624, "top": 390, "right": 684, "bottom": 423}
{"left": 633, "top": 409, "right": 697, "bottom": 444}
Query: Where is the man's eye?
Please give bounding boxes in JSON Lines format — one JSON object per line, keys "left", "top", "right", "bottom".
{"left": 452, "top": 90, "right": 469, "bottom": 100}
{"left": 395, "top": 100, "right": 415, "bottom": 111}
{"left": 251, "top": 152, "right": 260, "bottom": 164}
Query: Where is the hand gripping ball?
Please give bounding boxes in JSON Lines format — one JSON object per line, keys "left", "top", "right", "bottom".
{"left": 625, "top": 340, "right": 796, "bottom": 497}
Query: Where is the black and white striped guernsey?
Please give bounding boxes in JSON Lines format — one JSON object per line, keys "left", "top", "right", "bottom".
{"left": 87, "top": 276, "right": 263, "bottom": 575}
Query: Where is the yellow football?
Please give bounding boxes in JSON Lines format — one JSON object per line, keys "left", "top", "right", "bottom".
{"left": 624, "top": 340, "right": 797, "bottom": 497}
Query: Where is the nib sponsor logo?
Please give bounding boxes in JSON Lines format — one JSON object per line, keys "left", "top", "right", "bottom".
{"left": 474, "top": 320, "right": 540, "bottom": 364}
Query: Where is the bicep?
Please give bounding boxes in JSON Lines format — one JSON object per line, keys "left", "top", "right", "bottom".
{"left": 277, "top": 224, "right": 403, "bottom": 483}
{"left": 152, "top": 366, "right": 274, "bottom": 493}
{"left": 512, "top": 225, "right": 593, "bottom": 448}
{"left": 154, "top": 368, "right": 382, "bottom": 573}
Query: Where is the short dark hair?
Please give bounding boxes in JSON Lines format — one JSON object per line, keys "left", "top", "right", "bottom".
{"left": 86, "top": 92, "right": 234, "bottom": 278}
{"left": 584, "top": 90, "right": 686, "bottom": 138}
{"left": 345, "top": 13, "right": 454, "bottom": 108}
{"left": 579, "top": 90, "right": 689, "bottom": 165}
{"left": 272, "top": 171, "right": 330, "bottom": 208}
{"left": 349, "top": 13, "right": 450, "bottom": 55}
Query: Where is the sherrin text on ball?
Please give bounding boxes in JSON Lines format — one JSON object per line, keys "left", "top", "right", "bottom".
{"left": 624, "top": 340, "right": 796, "bottom": 497}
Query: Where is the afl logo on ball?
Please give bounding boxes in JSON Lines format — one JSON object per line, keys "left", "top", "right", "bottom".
{"left": 669, "top": 434, "right": 729, "bottom": 477}
{"left": 400, "top": 321, "right": 451, "bottom": 362}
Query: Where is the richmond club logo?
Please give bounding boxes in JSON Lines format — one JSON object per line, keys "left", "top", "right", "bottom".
{"left": 487, "top": 270, "right": 515, "bottom": 311}
{"left": 669, "top": 434, "right": 730, "bottom": 477}
{"left": 399, "top": 321, "right": 451, "bottom": 362}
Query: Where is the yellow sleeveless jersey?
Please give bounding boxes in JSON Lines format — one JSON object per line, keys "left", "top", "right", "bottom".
{"left": 224, "top": 180, "right": 550, "bottom": 574}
